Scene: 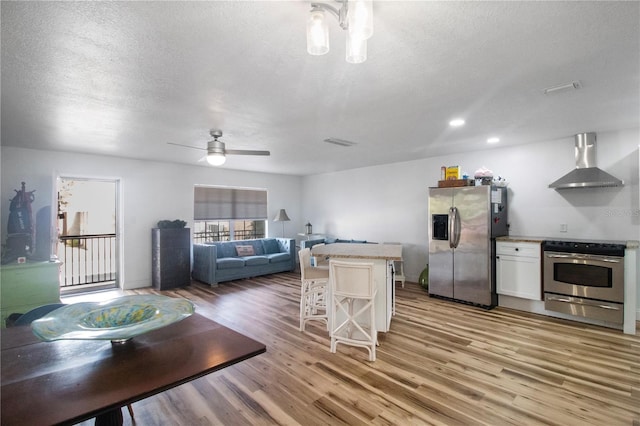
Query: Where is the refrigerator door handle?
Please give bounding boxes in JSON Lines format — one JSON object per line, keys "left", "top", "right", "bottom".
{"left": 448, "top": 207, "right": 456, "bottom": 248}
{"left": 449, "top": 207, "right": 461, "bottom": 248}
{"left": 452, "top": 206, "right": 461, "bottom": 248}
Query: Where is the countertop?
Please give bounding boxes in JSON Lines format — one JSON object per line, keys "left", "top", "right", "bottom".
{"left": 496, "top": 236, "right": 545, "bottom": 244}
{"left": 497, "top": 236, "right": 639, "bottom": 248}
{"left": 311, "top": 243, "right": 402, "bottom": 261}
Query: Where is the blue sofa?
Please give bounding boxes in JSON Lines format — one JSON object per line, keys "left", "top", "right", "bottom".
{"left": 192, "top": 238, "right": 295, "bottom": 286}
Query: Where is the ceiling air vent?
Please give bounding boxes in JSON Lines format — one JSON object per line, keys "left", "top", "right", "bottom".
{"left": 543, "top": 80, "right": 582, "bottom": 95}
{"left": 323, "top": 138, "right": 357, "bottom": 147}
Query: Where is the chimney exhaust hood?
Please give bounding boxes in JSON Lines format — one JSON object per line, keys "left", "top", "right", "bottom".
{"left": 548, "top": 133, "right": 623, "bottom": 189}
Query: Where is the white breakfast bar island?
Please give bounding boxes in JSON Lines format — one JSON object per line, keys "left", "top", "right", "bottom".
{"left": 311, "top": 243, "right": 402, "bottom": 332}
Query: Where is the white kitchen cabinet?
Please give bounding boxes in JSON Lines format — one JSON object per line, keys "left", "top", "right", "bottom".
{"left": 496, "top": 241, "right": 541, "bottom": 300}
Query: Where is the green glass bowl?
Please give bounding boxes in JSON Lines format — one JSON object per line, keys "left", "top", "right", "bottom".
{"left": 31, "top": 295, "right": 194, "bottom": 343}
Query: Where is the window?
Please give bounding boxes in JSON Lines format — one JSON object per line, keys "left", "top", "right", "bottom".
{"left": 193, "top": 186, "right": 267, "bottom": 243}
{"left": 193, "top": 220, "right": 266, "bottom": 243}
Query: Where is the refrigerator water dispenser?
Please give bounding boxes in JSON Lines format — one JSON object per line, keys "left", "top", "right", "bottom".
{"left": 432, "top": 214, "right": 449, "bottom": 240}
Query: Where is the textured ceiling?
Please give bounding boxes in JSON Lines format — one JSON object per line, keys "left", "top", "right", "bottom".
{"left": 2, "top": 1, "right": 639, "bottom": 176}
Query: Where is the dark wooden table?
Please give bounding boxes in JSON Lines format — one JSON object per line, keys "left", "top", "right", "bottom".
{"left": 1, "top": 313, "right": 266, "bottom": 426}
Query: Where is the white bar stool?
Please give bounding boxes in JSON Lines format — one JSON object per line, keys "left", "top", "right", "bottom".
{"left": 329, "top": 260, "right": 377, "bottom": 362}
{"left": 298, "top": 248, "right": 329, "bottom": 332}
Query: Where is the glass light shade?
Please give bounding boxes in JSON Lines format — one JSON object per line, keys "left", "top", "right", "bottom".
{"left": 348, "top": 0, "right": 373, "bottom": 40}
{"left": 306, "top": 10, "right": 329, "bottom": 55}
{"left": 206, "top": 153, "right": 226, "bottom": 166}
{"left": 346, "top": 34, "right": 367, "bottom": 64}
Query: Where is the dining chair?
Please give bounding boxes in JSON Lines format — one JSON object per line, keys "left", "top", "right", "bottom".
{"left": 329, "top": 260, "right": 377, "bottom": 362}
{"left": 298, "top": 248, "right": 329, "bottom": 332}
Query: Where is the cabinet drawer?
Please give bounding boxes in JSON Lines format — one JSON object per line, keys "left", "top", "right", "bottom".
{"left": 496, "top": 242, "right": 540, "bottom": 258}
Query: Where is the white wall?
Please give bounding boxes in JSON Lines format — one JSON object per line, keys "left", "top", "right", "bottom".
{"left": 2, "top": 128, "right": 638, "bottom": 307}
{"left": 302, "top": 128, "right": 640, "bottom": 290}
{"left": 1, "top": 147, "right": 302, "bottom": 289}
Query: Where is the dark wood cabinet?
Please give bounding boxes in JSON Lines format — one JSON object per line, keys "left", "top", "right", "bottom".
{"left": 152, "top": 228, "right": 191, "bottom": 290}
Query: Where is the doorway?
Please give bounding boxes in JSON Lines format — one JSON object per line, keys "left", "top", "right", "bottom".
{"left": 57, "top": 177, "right": 120, "bottom": 293}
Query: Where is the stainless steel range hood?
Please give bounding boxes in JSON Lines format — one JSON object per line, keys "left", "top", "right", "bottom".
{"left": 548, "top": 133, "right": 624, "bottom": 189}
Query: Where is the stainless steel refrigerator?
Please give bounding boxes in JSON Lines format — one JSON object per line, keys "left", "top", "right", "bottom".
{"left": 428, "top": 185, "right": 508, "bottom": 308}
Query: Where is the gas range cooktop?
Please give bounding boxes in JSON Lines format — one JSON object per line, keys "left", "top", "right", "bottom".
{"left": 542, "top": 239, "right": 626, "bottom": 256}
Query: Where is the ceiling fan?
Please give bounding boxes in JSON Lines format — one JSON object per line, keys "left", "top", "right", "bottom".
{"left": 168, "top": 129, "right": 270, "bottom": 166}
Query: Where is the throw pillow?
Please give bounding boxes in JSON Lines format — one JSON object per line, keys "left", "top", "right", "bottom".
{"left": 235, "top": 245, "right": 255, "bottom": 256}
{"left": 262, "top": 238, "right": 280, "bottom": 254}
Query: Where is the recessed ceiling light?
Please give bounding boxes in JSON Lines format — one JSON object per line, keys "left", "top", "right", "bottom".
{"left": 449, "top": 118, "right": 465, "bottom": 127}
{"left": 487, "top": 137, "right": 500, "bottom": 144}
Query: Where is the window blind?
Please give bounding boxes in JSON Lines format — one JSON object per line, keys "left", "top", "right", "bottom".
{"left": 194, "top": 186, "right": 267, "bottom": 220}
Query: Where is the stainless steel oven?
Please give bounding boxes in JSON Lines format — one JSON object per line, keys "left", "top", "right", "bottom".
{"left": 543, "top": 240, "right": 625, "bottom": 323}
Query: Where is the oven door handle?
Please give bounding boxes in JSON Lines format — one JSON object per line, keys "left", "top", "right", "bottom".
{"left": 546, "top": 295, "right": 621, "bottom": 311}
{"left": 545, "top": 253, "right": 621, "bottom": 263}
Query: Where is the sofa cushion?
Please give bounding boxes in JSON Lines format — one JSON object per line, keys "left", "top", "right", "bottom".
{"left": 261, "top": 238, "right": 280, "bottom": 254}
{"left": 236, "top": 245, "right": 255, "bottom": 256}
{"left": 216, "top": 257, "right": 245, "bottom": 269}
{"left": 218, "top": 243, "right": 237, "bottom": 259}
{"left": 267, "top": 252, "right": 290, "bottom": 264}
{"left": 249, "top": 241, "right": 265, "bottom": 255}
{"left": 243, "top": 255, "right": 270, "bottom": 266}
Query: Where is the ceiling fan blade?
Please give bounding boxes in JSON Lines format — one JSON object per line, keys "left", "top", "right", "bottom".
{"left": 225, "top": 149, "right": 271, "bottom": 156}
{"left": 167, "top": 142, "right": 206, "bottom": 151}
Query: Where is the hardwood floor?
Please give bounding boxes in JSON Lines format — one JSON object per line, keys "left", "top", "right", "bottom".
{"left": 76, "top": 273, "right": 640, "bottom": 425}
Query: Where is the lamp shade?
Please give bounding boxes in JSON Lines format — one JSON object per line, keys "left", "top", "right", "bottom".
{"left": 273, "top": 209, "right": 290, "bottom": 222}
{"left": 307, "top": 9, "right": 329, "bottom": 55}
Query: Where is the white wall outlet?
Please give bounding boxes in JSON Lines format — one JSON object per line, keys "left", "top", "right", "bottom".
{"left": 560, "top": 224, "right": 568, "bottom": 232}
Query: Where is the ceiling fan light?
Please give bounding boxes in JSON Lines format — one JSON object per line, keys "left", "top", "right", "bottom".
{"left": 346, "top": 33, "right": 367, "bottom": 64}
{"left": 307, "top": 9, "right": 329, "bottom": 55}
{"left": 348, "top": 0, "right": 373, "bottom": 40}
{"left": 207, "top": 152, "right": 226, "bottom": 166}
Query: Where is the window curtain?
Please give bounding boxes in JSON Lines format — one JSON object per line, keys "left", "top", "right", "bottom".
{"left": 194, "top": 186, "right": 267, "bottom": 220}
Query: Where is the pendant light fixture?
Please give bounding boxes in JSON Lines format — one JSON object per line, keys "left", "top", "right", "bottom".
{"left": 307, "top": 8, "right": 330, "bottom": 55}
{"left": 345, "top": 33, "right": 367, "bottom": 64}
{"left": 348, "top": 0, "right": 373, "bottom": 40}
{"left": 306, "top": 0, "right": 373, "bottom": 63}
